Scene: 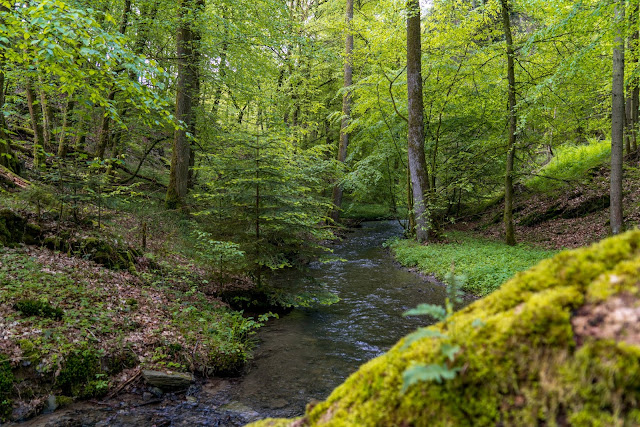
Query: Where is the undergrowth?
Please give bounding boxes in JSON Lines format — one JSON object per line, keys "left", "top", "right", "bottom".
{"left": 388, "top": 231, "right": 557, "bottom": 295}
{"left": 526, "top": 139, "right": 610, "bottom": 193}
{"left": 0, "top": 247, "right": 265, "bottom": 384}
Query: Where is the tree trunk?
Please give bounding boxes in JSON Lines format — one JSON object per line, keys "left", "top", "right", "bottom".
{"left": 166, "top": 0, "right": 203, "bottom": 209}
{"left": 211, "top": 7, "right": 228, "bottom": 119}
{"left": 57, "top": 97, "right": 75, "bottom": 158}
{"left": 38, "top": 82, "right": 53, "bottom": 150}
{"left": 611, "top": 0, "right": 625, "bottom": 235}
{"left": 407, "top": 0, "right": 430, "bottom": 243}
{"left": 630, "top": 0, "right": 639, "bottom": 152}
{"left": 95, "top": 90, "right": 115, "bottom": 158}
{"left": 0, "top": 12, "right": 17, "bottom": 174}
{"left": 25, "top": 80, "right": 45, "bottom": 168}
{"left": 501, "top": 0, "right": 517, "bottom": 246}
{"left": 329, "top": 0, "right": 354, "bottom": 223}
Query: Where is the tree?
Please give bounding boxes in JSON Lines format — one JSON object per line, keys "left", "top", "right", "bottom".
{"left": 166, "top": 0, "right": 204, "bottom": 210}
{"left": 330, "top": 0, "right": 354, "bottom": 223}
{"left": 501, "top": 0, "right": 517, "bottom": 246}
{"left": 407, "top": 0, "right": 430, "bottom": 243}
{"left": 611, "top": 0, "right": 625, "bottom": 235}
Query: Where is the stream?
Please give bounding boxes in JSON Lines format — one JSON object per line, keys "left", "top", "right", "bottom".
{"left": 17, "top": 221, "right": 469, "bottom": 427}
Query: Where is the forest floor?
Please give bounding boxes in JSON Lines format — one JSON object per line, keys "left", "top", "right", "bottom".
{"left": 453, "top": 163, "right": 640, "bottom": 250}
{"left": 390, "top": 161, "right": 640, "bottom": 296}
{"left": 0, "top": 185, "right": 268, "bottom": 422}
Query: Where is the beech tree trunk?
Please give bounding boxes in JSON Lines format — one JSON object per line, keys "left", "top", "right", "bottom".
{"left": 57, "top": 97, "right": 75, "bottom": 158}
{"left": 501, "top": 0, "right": 517, "bottom": 246}
{"left": 166, "top": 0, "right": 203, "bottom": 209}
{"left": 407, "top": 0, "right": 430, "bottom": 243}
{"left": 329, "top": 0, "right": 354, "bottom": 223}
{"left": 611, "top": 0, "right": 625, "bottom": 235}
{"left": 630, "top": 0, "right": 639, "bottom": 152}
{"left": 25, "top": 80, "right": 45, "bottom": 168}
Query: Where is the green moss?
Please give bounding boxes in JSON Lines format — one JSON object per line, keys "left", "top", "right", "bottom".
{"left": 0, "top": 208, "right": 41, "bottom": 247}
{"left": 14, "top": 299, "right": 64, "bottom": 320}
{"left": 55, "top": 395, "right": 74, "bottom": 408}
{"left": 247, "top": 230, "right": 640, "bottom": 426}
{"left": 78, "top": 237, "right": 136, "bottom": 270}
{"left": 18, "top": 338, "right": 42, "bottom": 365}
{"left": 0, "top": 354, "right": 14, "bottom": 422}
{"left": 57, "top": 348, "right": 103, "bottom": 397}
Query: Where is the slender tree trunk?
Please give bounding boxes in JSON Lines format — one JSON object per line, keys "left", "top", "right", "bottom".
{"left": 188, "top": 11, "right": 202, "bottom": 190}
{"left": 329, "top": 0, "right": 354, "bottom": 223}
{"left": 0, "top": 8, "right": 16, "bottom": 173}
{"left": 38, "top": 83, "right": 53, "bottom": 150}
{"left": 57, "top": 97, "right": 75, "bottom": 158}
{"left": 166, "top": 0, "right": 203, "bottom": 209}
{"left": 631, "top": 0, "right": 639, "bottom": 152}
{"left": 407, "top": 159, "right": 416, "bottom": 235}
{"left": 25, "top": 80, "right": 45, "bottom": 168}
{"left": 211, "top": 8, "right": 229, "bottom": 119}
{"left": 95, "top": 90, "right": 115, "bottom": 158}
{"left": 407, "top": 0, "right": 430, "bottom": 243}
{"left": 611, "top": 0, "right": 625, "bottom": 235}
{"left": 501, "top": 0, "right": 517, "bottom": 246}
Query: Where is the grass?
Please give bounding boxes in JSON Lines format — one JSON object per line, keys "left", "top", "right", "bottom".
{"left": 389, "top": 231, "right": 558, "bottom": 296}
{"left": 525, "top": 139, "right": 610, "bottom": 193}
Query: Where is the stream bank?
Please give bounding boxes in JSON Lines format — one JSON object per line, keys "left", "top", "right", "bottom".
{"left": 11, "top": 221, "right": 470, "bottom": 426}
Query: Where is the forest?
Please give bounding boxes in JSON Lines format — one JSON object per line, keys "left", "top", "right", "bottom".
{"left": 2, "top": 0, "right": 640, "bottom": 425}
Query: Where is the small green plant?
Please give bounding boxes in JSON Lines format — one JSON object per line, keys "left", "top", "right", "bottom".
{"left": 14, "top": 299, "right": 64, "bottom": 320}
{"left": 192, "top": 230, "right": 245, "bottom": 283}
{"left": 400, "top": 269, "right": 482, "bottom": 391}
{"left": 526, "top": 138, "right": 611, "bottom": 193}
{"left": 57, "top": 347, "right": 103, "bottom": 397}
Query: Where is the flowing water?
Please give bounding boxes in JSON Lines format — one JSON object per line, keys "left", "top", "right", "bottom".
{"left": 17, "top": 221, "right": 469, "bottom": 426}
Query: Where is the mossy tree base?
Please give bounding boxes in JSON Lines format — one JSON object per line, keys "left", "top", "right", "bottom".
{"left": 250, "top": 230, "right": 640, "bottom": 426}
{"left": 0, "top": 209, "right": 42, "bottom": 247}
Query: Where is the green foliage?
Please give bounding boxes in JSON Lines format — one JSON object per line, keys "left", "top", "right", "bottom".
{"left": 14, "top": 299, "right": 64, "bottom": 320}
{"left": 401, "top": 270, "right": 465, "bottom": 391}
{"left": 390, "top": 232, "right": 557, "bottom": 295}
{"left": 195, "top": 123, "right": 334, "bottom": 279}
{"left": 526, "top": 139, "right": 611, "bottom": 193}
{"left": 1, "top": 0, "right": 173, "bottom": 128}
{"left": 0, "top": 354, "right": 13, "bottom": 422}
{"left": 341, "top": 202, "right": 405, "bottom": 221}
{"left": 57, "top": 347, "right": 103, "bottom": 397}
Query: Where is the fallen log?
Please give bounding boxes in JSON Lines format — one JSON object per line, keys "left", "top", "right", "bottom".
{"left": 0, "top": 164, "right": 30, "bottom": 188}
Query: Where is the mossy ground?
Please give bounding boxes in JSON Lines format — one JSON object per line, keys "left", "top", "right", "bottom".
{"left": 0, "top": 245, "right": 266, "bottom": 420}
{"left": 249, "top": 230, "right": 640, "bottom": 426}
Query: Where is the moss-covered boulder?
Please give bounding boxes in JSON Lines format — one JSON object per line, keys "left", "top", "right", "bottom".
{"left": 250, "top": 230, "right": 640, "bottom": 426}
{"left": 78, "top": 237, "right": 139, "bottom": 271}
{"left": 0, "top": 209, "right": 41, "bottom": 247}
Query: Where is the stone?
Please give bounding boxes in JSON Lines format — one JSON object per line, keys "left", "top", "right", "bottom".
{"left": 142, "top": 370, "right": 193, "bottom": 391}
